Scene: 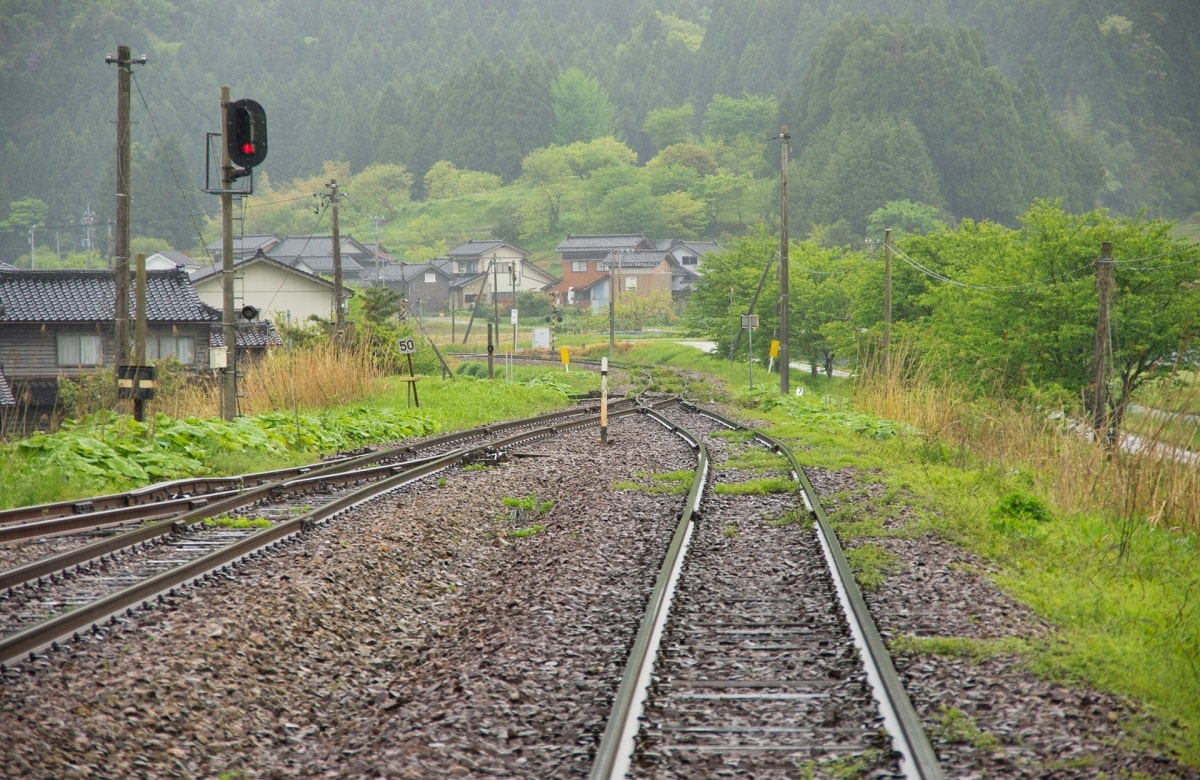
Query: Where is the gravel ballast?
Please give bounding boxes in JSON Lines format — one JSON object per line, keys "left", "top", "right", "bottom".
{"left": 1, "top": 402, "right": 1196, "bottom": 778}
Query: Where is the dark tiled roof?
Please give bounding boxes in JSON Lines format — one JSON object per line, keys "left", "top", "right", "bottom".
{"left": 286, "top": 255, "right": 364, "bottom": 276}
{"left": 271, "top": 235, "right": 372, "bottom": 260}
{"left": 209, "top": 321, "right": 284, "bottom": 349}
{"left": 555, "top": 234, "right": 648, "bottom": 253}
{"left": 0, "top": 267, "right": 215, "bottom": 323}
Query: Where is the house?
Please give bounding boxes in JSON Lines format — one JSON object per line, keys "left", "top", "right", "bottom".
{"left": 0, "top": 266, "right": 218, "bottom": 429}
{"left": 548, "top": 234, "right": 655, "bottom": 308}
{"left": 445, "top": 240, "right": 556, "bottom": 309}
{"left": 655, "top": 239, "right": 722, "bottom": 272}
{"left": 397, "top": 259, "right": 459, "bottom": 314}
{"left": 190, "top": 249, "right": 349, "bottom": 329}
{"left": 267, "top": 235, "right": 373, "bottom": 281}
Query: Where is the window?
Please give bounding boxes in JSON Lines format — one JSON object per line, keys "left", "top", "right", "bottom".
{"left": 459, "top": 260, "right": 477, "bottom": 273}
{"left": 571, "top": 260, "right": 588, "bottom": 273}
{"left": 682, "top": 255, "right": 698, "bottom": 266}
{"left": 146, "top": 335, "right": 196, "bottom": 365}
{"left": 424, "top": 272, "right": 437, "bottom": 283}
{"left": 57, "top": 333, "right": 104, "bottom": 367}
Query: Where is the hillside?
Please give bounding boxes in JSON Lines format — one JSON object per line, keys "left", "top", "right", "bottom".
{"left": 0, "top": 0, "right": 1196, "bottom": 263}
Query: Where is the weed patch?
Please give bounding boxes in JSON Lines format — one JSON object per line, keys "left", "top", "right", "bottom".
{"left": 713, "top": 476, "right": 797, "bottom": 495}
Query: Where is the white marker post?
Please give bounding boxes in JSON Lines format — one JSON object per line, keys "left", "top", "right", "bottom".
{"left": 600, "top": 357, "right": 609, "bottom": 444}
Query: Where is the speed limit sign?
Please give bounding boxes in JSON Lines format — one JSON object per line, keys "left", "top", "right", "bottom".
{"left": 397, "top": 337, "right": 416, "bottom": 354}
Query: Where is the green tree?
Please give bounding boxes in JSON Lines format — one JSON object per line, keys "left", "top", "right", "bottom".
{"left": 551, "top": 68, "right": 618, "bottom": 145}
{"left": 911, "top": 201, "right": 1200, "bottom": 426}
{"left": 701, "top": 94, "right": 778, "bottom": 144}
{"left": 682, "top": 228, "right": 779, "bottom": 361}
{"left": 3, "top": 197, "right": 49, "bottom": 231}
{"left": 866, "top": 200, "right": 949, "bottom": 241}
{"left": 642, "top": 102, "right": 696, "bottom": 151}
{"left": 423, "top": 161, "right": 502, "bottom": 200}
{"left": 344, "top": 162, "right": 413, "bottom": 222}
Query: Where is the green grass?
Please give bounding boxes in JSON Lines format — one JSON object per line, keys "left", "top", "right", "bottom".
{"left": 713, "top": 476, "right": 798, "bottom": 495}
{"left": 0, "top": 366, "right": 598, "bottom": 509}
{"left": 843, "top": 542, "right": 901, "bottom": 592}
{"left": 611, "top": 469, "right": 693, "bottom": 494}
{"left": 930, "top": 707, "right": 1000, "bottom": 750}
{"left": 202, "top": 516, "right": 272, "bottom": 529}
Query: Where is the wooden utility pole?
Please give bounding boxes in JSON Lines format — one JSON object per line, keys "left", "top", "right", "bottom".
{"left": 325, "top": 179, "right": 346, "bottom": 341}
{"left": 1092, "top": 241, "right": 1115, "bottom": 441}
{"left": 106, "top": 45, "right": 145, "bottom": 368}
{"left": 778, "top": 127, "right": 791, "bottom": 396}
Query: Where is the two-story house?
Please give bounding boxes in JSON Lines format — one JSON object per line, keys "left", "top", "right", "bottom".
{"left": 547, "top": 234, "right": 654, "bottom": 310}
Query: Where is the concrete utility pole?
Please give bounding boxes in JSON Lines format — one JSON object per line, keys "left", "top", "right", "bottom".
{"left": 106, "top": 45, "right": 146, "bottom": 367}
{"left": 1092, "top": 241, "right": 1115, "bottom": 442}
{"left": 778, "top": 127, "right": 790, "bottom": 396}
{"left": 220, "top": 85, "right": 238, "bottom": 420}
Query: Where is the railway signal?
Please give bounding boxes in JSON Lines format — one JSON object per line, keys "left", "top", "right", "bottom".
{"left": 225, "top": 98, "right": 268, "bottom": 169}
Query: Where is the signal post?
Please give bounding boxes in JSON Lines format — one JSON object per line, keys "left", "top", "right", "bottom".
{"left": 216, "top": 88, "right": 267, "bottom": 420}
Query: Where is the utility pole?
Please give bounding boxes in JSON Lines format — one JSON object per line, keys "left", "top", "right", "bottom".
{"left": 1092, "top": 241, "right": 1115, "bottom": 442}
{"left": 778, "top": 127, "right": 790, "bottom": 396}
{"left": 219, "top": 85, "right": 238, "bottom": 420}
{"left": 883, "top": 227, "right": 893, "bottom": 360}
{"left": 106, "top": 45, "right": 146, "bottom": 368}
{"left": 322, "top": 179, "right": 346, "bottom": 341}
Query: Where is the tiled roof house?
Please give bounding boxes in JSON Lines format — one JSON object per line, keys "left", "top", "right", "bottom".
{"left": 0, "top": 266, "right": 278, "bottom": 429}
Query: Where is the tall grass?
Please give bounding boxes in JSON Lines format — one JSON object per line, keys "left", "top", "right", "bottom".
{"left": 855, "top": 344, "right": 1200, "bottom": 535}
{"left": 153, "top": 341, "right": 388, "bottom": 419}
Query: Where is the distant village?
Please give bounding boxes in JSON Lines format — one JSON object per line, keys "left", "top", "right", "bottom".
{"left": 0, "top": 233, "right": 720, "bottom": 431}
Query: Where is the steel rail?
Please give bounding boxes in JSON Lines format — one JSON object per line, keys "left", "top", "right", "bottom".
{"left": 0, "top": 402, "right": 633, "bottom": 590}
{"left": 0, "top": 404, "right": 637, "bottom": 668}
{"left": 0, "top": 399, "right": 630, "bottom": 533}
{"left": 589, "top": 405, "right": 707, "bottom": 780}
{"left": 0, "top": 448, "right": 471, "bottom": 667}
{"left": 682, "top": 401, "right": 944, "bottom": 780}
{"left": 0, "top": 451, "right": 421, "bottom": 592}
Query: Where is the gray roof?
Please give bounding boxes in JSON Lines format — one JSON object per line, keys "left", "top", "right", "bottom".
{"left": 285, "top": 254, "right": 364, "bottom": 276}
{"left": 0, "top": 267, "right": 216, "bottom": 323}
{"left": 204, "top": 234, "right": 280, "bottom": 257}
{"left": 210, "top": 321, "right": 284, "bottom": 349}
{"left": 270, "top": 235, "right": 372, "bottom": 259}
{"left": 190, "top": 250, "right": 336, "bottom": 289}
{"left": 555, "top": 234, "right": 649, "bottom": 253}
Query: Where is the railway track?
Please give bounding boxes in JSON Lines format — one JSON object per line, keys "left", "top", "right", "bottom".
{"left": 590, "top": 402, "right": 939, "bottom": 779}
{"left": 0, "top": 396, "right": 942, "bottom": 778}
{"left": 0, "top": 398, "right": 640, "bottom": 668}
